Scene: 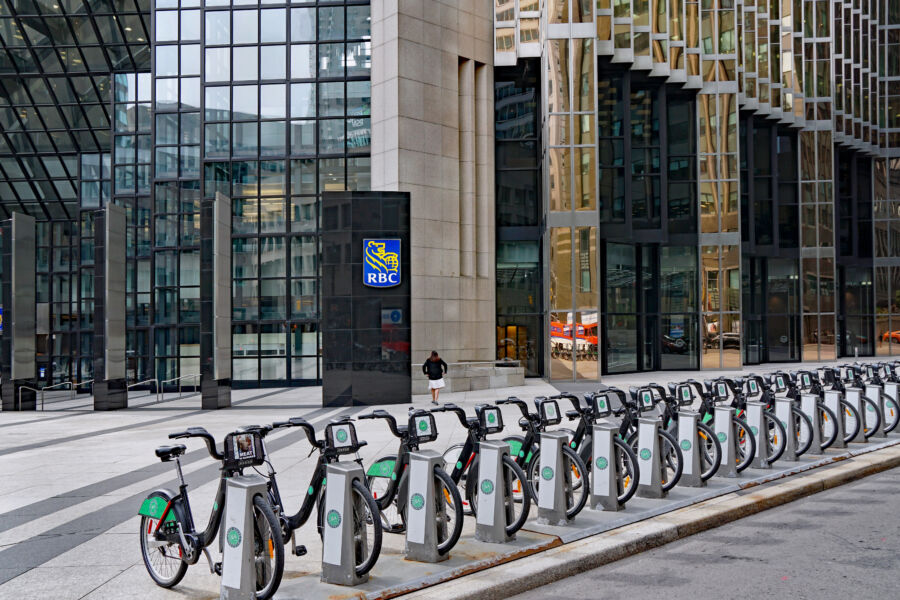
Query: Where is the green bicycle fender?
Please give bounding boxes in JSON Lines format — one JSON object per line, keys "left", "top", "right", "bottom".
{"left": 504, "top": 439, "right": 533, "bottom": 463}
{"left": 701, "top": 413, "right": 713, "bottom": 424}
{"left": 366, "top": 458, "right": 396, "bottom": 478}
{"left": 138, "top": 496, "right": 176, "bottom": 522}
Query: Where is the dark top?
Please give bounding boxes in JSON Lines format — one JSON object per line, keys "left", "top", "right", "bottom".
{"left": 422, "top": 358, "right": 448, "bottom": 380}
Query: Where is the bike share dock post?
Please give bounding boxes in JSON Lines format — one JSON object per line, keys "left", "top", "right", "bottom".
{"left": 823, "top": 390, "right": 847, "bottom": 449}
{"left": 537, "top": 431, "right": 570, "bottom": 525}
{"left": 865, "top": 384, "right": 887, "bottom": 438}
{"left": 636, "top": 418, "right": 666, "bottom": 499}
{"left": 844, "top": 388, "right": 867, "bottom": 443}
{"left": 714, "top": 406, "right": 738, "bottom": 478}
{"left": 746, "top": 401, "right": 771, "bottom": 468}
{"left": 405, "top": 450, "right": 449, "bottom": 563}
{"left": 220, "top": 474, "right": 269, "bottom": 600}
{"left": 800, "top": 393, "right": 824, "bottom": 454}
{"left": 775, "top": 398, "right": 798, "bottom": 461}
{"left": 591, "top": 423, "right": 623, "bottom": 511}
{"left": 884, "top": 382, "right": 899, "bottom": 411}
{"left": 677, "top": 411, "right": 706, "bottom": 487}
{"left": 475, "top": 441, "right": 515, "bottom": 543}
{"left": 321, "top": 462, "right": 369, "bottom": 586}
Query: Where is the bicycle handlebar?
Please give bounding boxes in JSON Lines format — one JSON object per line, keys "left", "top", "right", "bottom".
{"left": 430, "top": 403, "right": 469, "bottom": 428}
{"left": 357, "top": 409, "right": 401, "bottom": 437}
{"left": 550, "top": 392, "right": 583, "bottom": 412}
{"left": 168, "top": 427, "right": 224, "bottom": 460}
{"left": 496, "top": 396, "right": 530, "bottom": 419}
{"left": 272, "top": 417, "right": 322, "bottom": 448}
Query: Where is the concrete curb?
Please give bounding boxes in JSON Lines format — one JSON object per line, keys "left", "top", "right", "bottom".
{"left": 402, "top": 444, "right": 900, "bottom": 600}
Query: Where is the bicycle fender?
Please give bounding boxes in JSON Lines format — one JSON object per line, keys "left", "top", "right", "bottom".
{"left": 138, "top": 488, "right": 180, "bottom": 522}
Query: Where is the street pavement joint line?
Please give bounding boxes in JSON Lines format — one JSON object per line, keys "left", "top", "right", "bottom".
{"left": 0, "top": 406, "right": 362, "bottom": 586}
{"left": 0, "top": 388, "right": 297, "bottom": 456}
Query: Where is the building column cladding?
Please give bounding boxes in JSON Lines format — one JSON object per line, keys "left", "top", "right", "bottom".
{"left": 0, "top": 213, "right": 37, "bottom": 410}
{"left": 371, "top": 0, "right": 496, "bottom": 365}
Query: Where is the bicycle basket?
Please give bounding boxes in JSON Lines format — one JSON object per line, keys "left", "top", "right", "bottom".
{"left": 536, "top": 397, "right": 561, "bottom": 426}
{"left": 326, "top": 421, "right": 359, "bottom": 455}
{"left": 409, "top": 411, "right": 438, "bottom": 444}
{"left": 223, "top": 431, "right": 265, "bottom": 470}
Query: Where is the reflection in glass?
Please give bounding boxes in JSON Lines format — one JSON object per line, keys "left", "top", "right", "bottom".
{"left": 550, "top": 227, "right": 572, "bottom": 309}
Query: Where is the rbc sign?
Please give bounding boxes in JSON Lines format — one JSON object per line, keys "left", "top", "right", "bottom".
{"left": 363, "top": 239, "right": 401, "bottom": 288}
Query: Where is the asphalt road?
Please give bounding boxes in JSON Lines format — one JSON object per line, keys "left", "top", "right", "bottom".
{"left": 513, "top": 466, "right": 900, "bottom": 600}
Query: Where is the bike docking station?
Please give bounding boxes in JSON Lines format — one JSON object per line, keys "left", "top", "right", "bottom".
{"left": 475, "top": 438, "right": 516, "bottom": 544}
{"left": 536, "top": 430, "right": 571, "bottom": 526}
{"left": 636, "top": 388, "right": 666, "bottom": 499}
{"left": 220, "top": 433, "right": 269, "bottom": 600}
{"left": 745, "top": 401, "right": 772, "bottom": 469}
{"left": 865, "top": 384, "right": 887, "bottom": 439}
{"left": 823, "top": 390, "right": 847, "bottom": 449}
{"left": 591, "top": 422, "right": 624, "bottom": 510}
{"left": 321, "top": 422, "right": 369, "bottom": 586}
{"left": 844, "top": 387, "right": 868, "bottom": 443}
{"left": 404, "top": 449, "right": 449, "bottom": 563}
{"left": 714, "top": 405, "right": 738, "bottom": 478}
{"left": 800, "top": 393, "right": 824, "bottom": 454}
{"left": 775, "top": 397, "right": 799, "bottom": 461}
{"left": 677, "top": 410, "right": 706, "bottom": 487}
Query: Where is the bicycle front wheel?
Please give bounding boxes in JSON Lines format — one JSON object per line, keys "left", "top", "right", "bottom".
{"left": 465, "top": 455, "right": 532, "bottom": 535}
{"left": 525, "top": 446, "right": 589, "bottom": 519}
{"left": 817, "top": 403, "right": 839, "bottom": 450}
{"left": 840, "top": 399, "right": 861, "bottom": 443}
{"left": 350, "top": 479, "right": 382, "bottom": 577}
{"left": 764, "top": 412, "right": 787, "bottom": 463}
{"left": 433, "top": 467, "right": 464, "bottom": 555}
{"left": 627, "top": 430, "right": 683, "bottom": 491}
{"left": 612, "top": 438, "right": 640, "bottom": 503}
{"left": 792, "top": 407, "right": 814, "bottom": 455}
{"left": 733, "top": 417, "right": 756, "bottom": 472}
{"left": 884, "top": 396, "right": 900, "bottom": 433}
{"left": 250, "top": 494, "right": 284, "bottom": 600}
{"left": 696, "top": 422, "right": 721, "bottom": 481}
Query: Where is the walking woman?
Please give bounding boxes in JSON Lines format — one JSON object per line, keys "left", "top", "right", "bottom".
{"left": 423, "top": 351, "right": 448, "bottom": 405}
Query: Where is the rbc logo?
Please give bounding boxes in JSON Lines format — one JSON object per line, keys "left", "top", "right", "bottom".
{"left": 363, "top": 239, "right": 401, "bottom": 288}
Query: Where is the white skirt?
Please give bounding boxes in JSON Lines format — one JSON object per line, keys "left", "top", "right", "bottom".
{"left": 428, "top": 379, "right": 445, "bottom": 390}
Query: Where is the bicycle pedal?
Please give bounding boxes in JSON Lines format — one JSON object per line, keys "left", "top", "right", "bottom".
{"left": 293, "top": 545, "right": 307, "bottom": 557}
{"left": 386, "top": 523, "right": 405, "bottom": 534}
{"left": 213, "top": 562, "right": 223, "bottom": 576}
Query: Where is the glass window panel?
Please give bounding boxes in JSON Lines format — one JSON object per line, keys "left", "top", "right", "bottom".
{"left": 233, "top": 122, "right": 259, "bottom": 156}
{"left": 180, "top": 77, "right": 200, "bottom": 110}
{"left": 550, "top": 227, "right": 573, "bottom": 309}
{"left": 261, "top": 9, "right": 287, "bottom": 42}
{"left": 574, "top": 227, "right": 596, "bottom": 310}
{"left": 260, "top": 279, "right": 286, "bottom": 319}
{"left": 205, "top": 86, "right": 230, "bottom": 121}
{"left": 204, "top": 123, "right": 230, "bottom": 158}
{"left": 233, "top": 10, "right": 259, "bottom": 44}
{"left": 260, "top": 237, "right": 286, "bottom": 277}
{"left": 260, "top": 121, "right": 286, "bottom": 156}
{"left": 347, "top": 156, "right": 370, "bottom": 190}
{"left": 260, "top": 84, "right": 286, "bottom": 118}
{"left": 318, "top": 6, "right": 344, "bottom": 40}
{"left": 291, "top": 159, "right": 316, "bottom": 194}
{"left": 291, "top": 83, "right": 316, "bottom": 118}
{"left": 291, "top": 8, "right": 316, "bottom": 41}
{"left": 347, "top": 5, "right": 371, "bottom": 39}
{"left": 347, "top": 80, "right": 370, "bottom": 116}
{"left": 232, "top": 238, "right": 259, "bottom": 278}
{"left": 319, "top": 43, "right": 346, "bottom": 78}
{"left": 260, "top": 46, "right": 287, "bottom": 80}
{"left": 291, "top": 356, "right": 318, "bottom": 380}
{"left": 205, "top": 11, "right": 230, "bottom": 45}
{"left": 259, "top": 160, "right": 286, "bottom": 195}
{"left": 233, "top": 198, "right": 259, "bottom": 235}
{"left": 291, "top": 323, "right": 318, "bottom": 356}
{"left": 291, "top": 236, "right": 317, "bottom": 277}
{"left": 233, "top": 47, "right": 259, "bottom": 81}
{"left": 205, "top": 48, "right": 230, "bottom": 82}
{"left": 155, "top": 11, "right": 179, "bottom": 42}
{"left": 291, "top": 197, "right": 316, "bottom": 232}
{"left": 155, "top": 45, "right": 178, "bottom": 77}
{"left": 319, "top": 82, "right": 344, "bottom": 116}
{"left": 155, "top": 113, "right": 178, "bottom": 145}
{"left": 291, "top": 279, "right": 317, "bottom": 319}
{"left": 346, "top": 117, "right": 370, "bottom": 153}
{"left": 180, "top": 44, "right": 200, "bottom": 76}
{"left": 181, "top": 10, "right": 201, "bottom": 40}
{"left": 180, "top": 112, "right": 200, "bottom": 144}
{"left": 318, "top": 158, "right": 345, "bottom": 191}
{"left": 233, "top": 281, "right": 259, "bottom": 320}
{"left": 291, "top": 44, "right": 315, "bottom": 79}
{"left": 318, "top": 119, "right": 345, "bottom": 153}
{"left": 233, "top": 85, "right": 258, "bottom": 119}
{"left": 260, "top": 198, "right": 286, "bottom": 233}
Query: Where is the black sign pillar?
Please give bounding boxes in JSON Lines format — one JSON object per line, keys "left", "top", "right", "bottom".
{"left": 93, "top": 204, "right": 128, "bottom": 410}
{"left": 321, "top": 191, "right": 411, "bottom": 407}
{"left": 0, "top": 213, "right": 36, "bottom": 410}
{"left": 200, "top": 193, "right": 231, "bottom": 409}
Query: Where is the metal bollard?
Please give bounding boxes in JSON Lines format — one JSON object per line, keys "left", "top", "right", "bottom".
{"left": 475, "top": 440, "right": 515, "bottom": 543}
{"left": 220, "top": 474, "right": 269, "bottom": 600}
{"left": 865, "top": 384, "right": 887, "bottom": 438}
{"left": 321, "top": 462, "right": 370, "bottom": 586}
{"left": 714, "top": 406, "right": 738, "bottom": 478}
{"left": 636, "top": 417, "right": 666, "bottom": 499}
{"left": 775, "top": 398, "right": 798, "bottom": 461}
{"left": 844, "top": 388, "right": 868, "bottom": 443}
{"left": 677, "top": 411, "right": 706, "bottom": 487}
{"left": 591, "top": 423, "right": 623, "bottom": 511}
{"left": 536, "top": 431, "right": 571, "bottom": 525}
{"left": 799, "top": 393, "right": 824, "bottom": 454}
{"left": 823, "top": 390, "right": 847, "bottom": 449}
{"left": 405, "top": 450, "right": 450, "bottom": 563}
{"left": 745, "top": 401, "right": 771, "bottom": 469}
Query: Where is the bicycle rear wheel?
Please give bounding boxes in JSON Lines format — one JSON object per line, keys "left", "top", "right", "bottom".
{"left": 612, "top": 438, "right": 640, "bottom": 503}
{"left": 466, "top": 455, "right": 532, "bottom": 535}
{"left": 350, "top": 479, "right": 382, "bottom": 577}
{"left": 884, "top": 396, "right": 900, "bottom": 433}
{"left": 251, "top": 494, "right": 284, "bottom": 600}
{"left": 733, "top": 417, "right": 756, "bottom": 472}
{"left": 840, "top": 399, "right": 861, "bottom": 443}
{"left": 862, "top": 397, "right": 883, "bottom": 438}
{"left": 432, "top": 468, "right": 464, "bottom": 555}
{"left": 792, "top": 407, "right": 814, "bottom": 455}
{"left": 696, "top": 422, "right": 721, "bottom": 481}
{"left": 764, "top": 412, "right": 786, "bottom": 463}
{"left": 626, "top": 430, "right": 683, "bottom": 491}
{"left": 526, "top": 446, "right": 589, "bottom": 519}
{"left": 817, "top": 403, "right": 839, "bottom": 450}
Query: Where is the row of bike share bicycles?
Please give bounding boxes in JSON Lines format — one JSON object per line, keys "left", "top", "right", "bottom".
{"left": 137, "top": 362, "right": 900, "bottom": 598}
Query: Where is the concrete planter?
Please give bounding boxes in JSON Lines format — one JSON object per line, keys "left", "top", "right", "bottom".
{"left": 413, "top": 361, "right": 525, "bottom": 395}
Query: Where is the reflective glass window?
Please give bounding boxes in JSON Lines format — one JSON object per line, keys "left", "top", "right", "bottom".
{"left": 261, "top": 9, "right": 287, "bottom": 42}
{"left": 291, "top": 83, "right": 316, "bottom": 118}
{"left": 260, "top": 46, "right": 287, "bottom": 80}
{"left": 233, "top": 10, "right": 259, "bottom": 44}
{"left": 233, "top": 47, "right": 259, "bottom": 81}
{"left": 205, "top": 11, "right": 230, "bottom": 45}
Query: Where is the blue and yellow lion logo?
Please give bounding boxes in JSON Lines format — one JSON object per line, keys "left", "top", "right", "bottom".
{"left": 363, "top": 239, "right": 401, "bottom": 287}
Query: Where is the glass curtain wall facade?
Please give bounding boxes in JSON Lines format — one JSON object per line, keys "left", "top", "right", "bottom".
{"left": 0, "top": 1, "right": 369, "bottom": 389}
{"left": 494, "top": 0, "right": 900, "bottom": 379}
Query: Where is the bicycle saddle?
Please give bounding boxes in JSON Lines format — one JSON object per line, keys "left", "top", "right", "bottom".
{"left": 155, "top": 444, "right": 187, "bottom": 462}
